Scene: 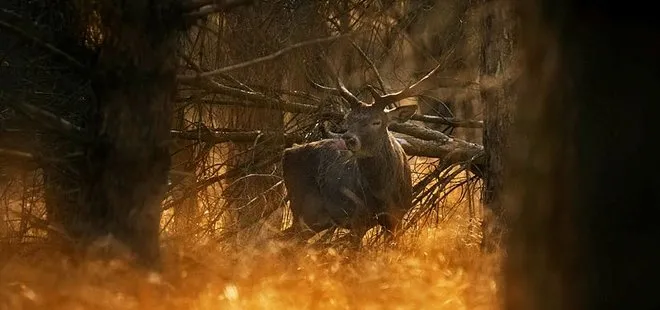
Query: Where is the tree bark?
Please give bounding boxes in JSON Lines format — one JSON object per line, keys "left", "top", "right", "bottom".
{"left": 478, "top": 0, "right": 517, "bottom": 252}
{"left": 504, "top": 1, "right": 659, "bottom": 309}
{"left": 21, "top": 0, "right": 190, "bottom": 269}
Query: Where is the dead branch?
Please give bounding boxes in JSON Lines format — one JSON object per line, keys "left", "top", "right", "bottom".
{"left": 7, "top": 101, "right": 82, "bottom": 135}
{"left": 350, "top": 40, "right": 387, "bottom": 92}
{"left": 183, "top": 0, "right": 255, "bottom": 18}
{"left": 395, "top": 134, "right": 485, "bottom": 166}
{"left": 370, "top": 63, "right": 444, "bottom": 108}
{"left": 390, "top": 122, "right": 484, "bottom": 165}
{"left": 171, "top": 128, "right": 304, "bottom": 145}
{"left": 177, "top": 34, "right": 354, "bottom": 81}
{"left": 0, "top": 147, "right": 201, "bottom": 179}
{"left": 194, "top": 155, "right": 282, "bottom": 193}
{"left": 180, "top": 98, "right": 321, "bottom": 114}
{"left": 0, "top": 148, "right": 35, "bottom": 160}
{"left": 390, "top": 122, "right": 454, "bottom": 142}
{"left": 411, "top": 114, "right": 483, "bottom": 128}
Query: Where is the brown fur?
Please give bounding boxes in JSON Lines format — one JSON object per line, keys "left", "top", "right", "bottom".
{"left": 281, "top": 103, "right": 417, "bottom": 247}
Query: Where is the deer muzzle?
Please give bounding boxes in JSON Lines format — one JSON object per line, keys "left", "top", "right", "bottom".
{"left": 341, "top": 133, "right": 360, "bottom": 152}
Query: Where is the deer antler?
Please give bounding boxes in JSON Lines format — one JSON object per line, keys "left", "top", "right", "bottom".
{"left": 371, "top": 63, "right": 443, "bottom": 110}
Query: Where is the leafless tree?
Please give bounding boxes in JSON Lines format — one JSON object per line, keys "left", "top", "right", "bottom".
{"left": 0, "top": 0, "right": 253, "bottom": 268}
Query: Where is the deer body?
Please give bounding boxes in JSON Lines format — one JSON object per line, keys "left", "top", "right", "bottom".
{"left": 281, "top": 74, "right": 428, "bottom": 247}
{"left": 282, "top": 132, "right": 413, "bottom": 246}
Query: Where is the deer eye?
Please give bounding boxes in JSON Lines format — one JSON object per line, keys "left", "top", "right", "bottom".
{"left": 371, "top": 120, "right": 382, "bottom": 126}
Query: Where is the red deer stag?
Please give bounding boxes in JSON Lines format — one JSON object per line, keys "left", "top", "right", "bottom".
{"left": 281, "top": 66, "right": 440, "bottom": 248}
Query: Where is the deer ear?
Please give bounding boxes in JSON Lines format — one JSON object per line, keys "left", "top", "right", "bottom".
{"left": 387, "top": 104, "right": 417, "bottom": 123}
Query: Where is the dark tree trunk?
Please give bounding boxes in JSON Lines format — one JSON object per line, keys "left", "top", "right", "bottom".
{"left": 505, "top": 1, "right": 659, "bottom": 309}
{"left": 479, "top": 0, "right": 516, "bottom": 252}
{"left": 80, "top": 1, "right": 183, "bottom": 269}
{"left": 18, "top": 0, "right": 189, "bottom": 269}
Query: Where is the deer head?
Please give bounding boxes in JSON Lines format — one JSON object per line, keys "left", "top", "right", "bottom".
{"left": 321, "top": 66, "right": 440, "bottom": 157}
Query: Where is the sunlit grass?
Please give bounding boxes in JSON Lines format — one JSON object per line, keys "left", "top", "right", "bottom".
{"left": 0, "top": 210, "right": 499, "bottom": 310}
{"left": 2, "top": 172, "right": 496, "bottom": 310}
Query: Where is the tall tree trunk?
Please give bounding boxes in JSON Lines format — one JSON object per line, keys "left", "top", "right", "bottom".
{"left": 30, "top": 0, "right": 186, "bottom": 269}
{"left": 82, "top": 1, "right": 183, "bottom": 269}
{"left": 479, "top": 0, "right": 516, "bottom": 252}
{"left": 505, "top": 1, "right": 659, "bottom": 309}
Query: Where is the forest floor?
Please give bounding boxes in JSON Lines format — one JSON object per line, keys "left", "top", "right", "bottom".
{"left": 1, "top": 206, "right": 499, "bottom": 310}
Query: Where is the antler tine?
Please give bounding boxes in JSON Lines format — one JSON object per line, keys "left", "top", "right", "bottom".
{"left": 336, "top": 76, "right": 362, "bottom": 109}
{"left": 372, "top": 63, "right": 443, "bottom": 109}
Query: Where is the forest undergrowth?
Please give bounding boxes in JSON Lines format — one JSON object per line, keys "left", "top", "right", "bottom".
{"left": 0, "top": 195, "right": 499, "bottom": 310}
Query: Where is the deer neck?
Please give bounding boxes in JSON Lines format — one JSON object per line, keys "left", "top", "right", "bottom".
{"left": 356, "top": 133, "right": 400, "bottom": 192}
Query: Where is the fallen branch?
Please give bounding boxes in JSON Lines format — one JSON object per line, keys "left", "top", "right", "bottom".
{"left": 397, "top": 135, "right": 484, "bottom": 165}
{"left": 390, "top": 122, "right": 484, "bottom": 165}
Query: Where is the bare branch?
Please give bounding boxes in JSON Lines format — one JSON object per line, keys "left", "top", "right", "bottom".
{"left": 0, "top": 148, "right": 35, "bottom": 160}
{"left": 318, "top": 56, "right": 365, "bottom": 109}
{"left": 390, "top": 122, "right": 453, "bottom": 142}
{"left": 392, "top": 122, "right": 484, "bottom": 165}
{"left": 183, "top": 98, "right": 320, "bottom": 114}
{"left": 372, "top": 63, "right": 444, "bottom": 109}
{"left": 410, "top": 114, "right": 483, "bottom": 128}
{"left": 399, "top": 135, "right": 484, "bottom": 165}
{"left": 350, "top": 40, "right": 387, "bottom": 92}
{"left": 8, "top": 101, "right": 82, "bottom": 134}
{"left": 392, "top": 134, "right": 485, "bottom": 167}
{"left": 183, "top": 0, "right": 254, "bottom": 18}
{"left": 193, "top": 156, "right": 281, "bottom": 193}
{"left": 171, "top": 128, "right": 304, "bottom": 145}
{"left": 335, "top": 75, "right": 362, "bottom": 108}
{"left": 177, "top": 34, "right": 354, "bottom": 81}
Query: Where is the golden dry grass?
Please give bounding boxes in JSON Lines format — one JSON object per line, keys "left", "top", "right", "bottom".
{"left": 0, "top": 212, "right": 499, "bottom": 310}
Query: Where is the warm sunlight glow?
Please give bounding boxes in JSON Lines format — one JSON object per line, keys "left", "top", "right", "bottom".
{"left": 0, "top": 199, "right": 499, "bottom": 310}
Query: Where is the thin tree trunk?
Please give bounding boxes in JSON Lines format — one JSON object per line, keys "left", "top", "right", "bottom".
{"left": 505, "top": 1, "right": 659, "bottom": 309}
